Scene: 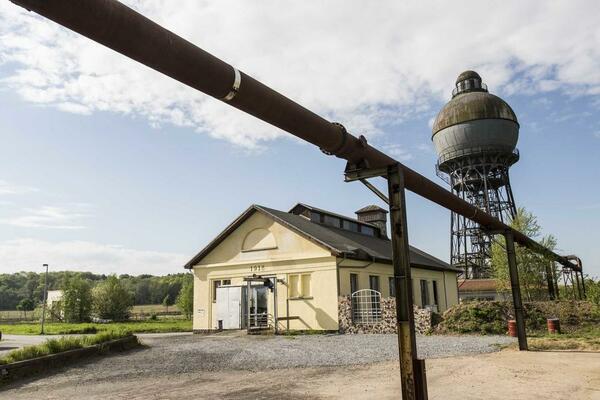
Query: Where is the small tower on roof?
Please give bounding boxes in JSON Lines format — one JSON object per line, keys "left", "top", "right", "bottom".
{"left": 355, "top": 205, "right": 388, "bottom": 238}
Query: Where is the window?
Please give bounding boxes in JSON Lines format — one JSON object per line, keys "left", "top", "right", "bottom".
{"left": 289, "top": 275, "right": 299, "bottom": 298}
{"left": 420, "top": 280, "right": 430, "bottom": 306}
{"left": 350, "top": 273, "right": 358, "bottom": 294}
{"left": 389, "top": 277, "right": 396, "bottom": 297}
{"left": 369, "top": 275, "right": 380, "bottom": 292}
{"left": 288, "top": 273, "right": 311, "bottom": 298}
{"left": 361, "top": 225, "right": 375, "bottom": 236}
{"left": 212, "top": 279, "right": 232, "bottom": 302}
{"left": 310, "top": 212, "right": 321, "bottom": 223}
{"left": 432, "top": 281, "right": 439, "bottom": 305}
{"left": 212, "top": 280, "right": 221, "bottom": 302}
{"left": 301, "top": 275, "right": 311, "bottom": 297}
{"left": 343, "top": 220, "right": 359, "bottom": 232}
{"left": 323, "top": 214, "right": 340, "bottom": 227}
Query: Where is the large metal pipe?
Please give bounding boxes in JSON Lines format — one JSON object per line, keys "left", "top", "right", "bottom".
{"left": 10, "top": 0, "right": 579, "bottom": 270}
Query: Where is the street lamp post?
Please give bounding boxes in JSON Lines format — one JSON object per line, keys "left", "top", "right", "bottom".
{"left": 41, "top": 263, "right": 49, "bottom": 335}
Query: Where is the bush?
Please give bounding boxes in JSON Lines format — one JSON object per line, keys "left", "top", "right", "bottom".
{"left": 437, "top": 300, "right": 599, "bottom": 335}
{"left": 92, "top": 275, "right": 133, "bottom": 321}
{"left": 0, "top": 329, "right": 133, "bottom": 365}
{"left": 176, "top": 276, "right": 194, "bottom": 320}
{"left": 437, "top": 301, "right": 511, "bottom": 334}
{"left": 62, "top": 276, "right": 92, "bottom": 323}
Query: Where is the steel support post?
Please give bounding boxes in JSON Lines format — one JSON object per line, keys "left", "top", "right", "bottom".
{"left": 273, "top": 278, "right": 278, "bottom": 334}
{"left": 573, "top": 271, "right": 582, "bottom": 300}
{"left": 552, "top": 263, "right": 560, "bottom": 300}
{"left": 246, "top": 280, "right": 251, "bottom": 332}
{"left": 504, "top": 231, "right": 528, "bottom": 351}
{"left": 580, "top": 271, "right": 586, "bottom": 299}
{"left": 545, "top": 262, "right": 556, "bottom": 300}
{"left": 387, "top": 164, "right": 428, "bottom": 400}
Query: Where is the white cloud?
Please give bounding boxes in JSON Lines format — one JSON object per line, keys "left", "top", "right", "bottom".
{"left": 1, "top": 1, "right": 599, "bottom": 148}
{"left": 378, "top": 143, "right": 413, "bottom": 162}
{"left": 0, "top": 180, "right": 38, "bottom": 195}
{"left": 0, "top": 238, "right": 187, "bottom": 275}
{"left": 2, "top": 205, "right": 90, "bottom": 230}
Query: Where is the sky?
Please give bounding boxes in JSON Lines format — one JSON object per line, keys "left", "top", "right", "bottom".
{"left": 0, "top": 1, "right": 599, "bottom": 277}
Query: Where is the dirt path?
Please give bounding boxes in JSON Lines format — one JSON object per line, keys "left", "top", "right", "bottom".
{"left": 3, "top": 349, "right": 599, "bottom": 399}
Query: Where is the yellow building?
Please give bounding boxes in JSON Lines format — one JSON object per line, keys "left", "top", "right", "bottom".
{"left": 185, "top": 203, "right": 460, "bottom": 333}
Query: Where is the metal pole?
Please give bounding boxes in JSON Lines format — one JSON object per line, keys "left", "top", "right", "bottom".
{"left": 551, "top": 262, "right": 560, "bottom": 300}
{"left": 574, "top": 270, "right": 581, "bottom": 300}
{"left": 504, "top": 232, "right": 528, "bottom": 351}
{"left": 41, "top": 263, "right": 49, "bottom": 335}
{"left": 273, "top": 278, "right": 278, "bottom": 334}
{"left": 388, "top": 164, "right": 427, "bottom": 400}
{"left": 545, "top": 261, "right": 556, "bottom": 300}
{"left": 246, "top": 280, "right": 251, "bottom": 332}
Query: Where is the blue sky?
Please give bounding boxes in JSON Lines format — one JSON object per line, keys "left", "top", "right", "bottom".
{"left": 0, "top": 1, "right": 599, "bottom": 277}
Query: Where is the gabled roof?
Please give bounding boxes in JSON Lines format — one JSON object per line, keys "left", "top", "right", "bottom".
{"left": 355, "top": 205, "right": 388, "bottom": 214}
{"left": 289, "top": 203, "right": 378, "bottom": 227}
{"left": 184, "top": 204, "right": 460, "bottom": 273}
{"left": 458, "top": 279, "right": 497, "bottom": 292}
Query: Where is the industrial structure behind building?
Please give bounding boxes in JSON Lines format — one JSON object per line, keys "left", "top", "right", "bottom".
{"left": 432, "top": 71, "right": 519, "bottom": 279}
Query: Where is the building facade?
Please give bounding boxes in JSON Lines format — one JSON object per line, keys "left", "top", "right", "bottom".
{"left": 185, "top": 204, "right": 460, "bottom": 332}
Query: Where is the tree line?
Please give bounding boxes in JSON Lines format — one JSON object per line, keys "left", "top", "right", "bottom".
{"left": 57, "top": 274, "right": 193, "bottom": 322}
{"left": 0, "top": 271, "right": 192, "bottom": 311}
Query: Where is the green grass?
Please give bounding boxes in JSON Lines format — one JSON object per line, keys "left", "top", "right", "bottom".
{"left": 0, "top": 329, "right": 134, "bottom": 365}
{"left": 131, "top": 304, "right": 180, "bottom": 313}
{"left": 0, "top": 319, "right": 192, "bottom": 335}
{"left": 526, "top": 323, "right": 600, "bottom": 351}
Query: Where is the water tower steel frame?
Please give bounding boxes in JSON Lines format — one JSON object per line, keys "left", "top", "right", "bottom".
{"left": 433, "top": 71, "right": 520, "bottom": 279}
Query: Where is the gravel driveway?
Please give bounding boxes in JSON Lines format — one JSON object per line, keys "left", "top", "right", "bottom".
{"left": 135, "top": 332, "right": 513, "bottom": 372}
{"left": 0, "top": 332, "right": 517, "bottom": 399}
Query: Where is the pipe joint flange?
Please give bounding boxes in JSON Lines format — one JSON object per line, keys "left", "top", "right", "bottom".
{"left": 320, "top": 122, "right": 348, "bottom": 156}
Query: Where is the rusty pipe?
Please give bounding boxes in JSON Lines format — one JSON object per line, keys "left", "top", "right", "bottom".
{"left": 10, "top": 0, "right": 579, "bottom": 270}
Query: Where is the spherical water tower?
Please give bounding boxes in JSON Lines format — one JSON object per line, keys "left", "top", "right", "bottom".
{"left": 432, "top": 71, "right": 519, "bottom": 278}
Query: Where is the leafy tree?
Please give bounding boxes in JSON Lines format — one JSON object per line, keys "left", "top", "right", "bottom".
{"left": 16, "top": 298, "right": 35, "bottom": 318}
{"left": 176, "top": 275, "right": 194, "bottom": 320}
{"left": 491, "top": 208, "right": 557, "bottom": 301}
{"left": 62, "top": 276, "right": 93, "bottom": 322}
{"left": 92, "top": 275, "right": 133, "bottom": 321}
{"left": 585, "top": 277, "right": 600, "bottom": 306}
{"left": 162, "top": 294, "right": 174, "bottom": 313}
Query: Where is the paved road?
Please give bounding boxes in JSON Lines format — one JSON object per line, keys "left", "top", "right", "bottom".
{"left": 0, "top": 332, "right": 193, "bottom": 357}
{"left": 0, "top": 334, "right": 49, "bottom": 357}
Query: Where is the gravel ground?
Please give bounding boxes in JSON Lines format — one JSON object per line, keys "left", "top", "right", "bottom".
{"left": 128, "top": 332, "right": 515, "bottom": 373}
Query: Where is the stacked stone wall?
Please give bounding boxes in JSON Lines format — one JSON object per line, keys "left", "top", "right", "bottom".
{"left": 338, "top": 296, "right": 433, "bottom": 334}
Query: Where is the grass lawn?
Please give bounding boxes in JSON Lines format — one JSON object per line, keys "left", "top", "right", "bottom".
{"left": 131, "top": 304, "right": 180, "bottom": 313}
{"left": 0, "top": 318, "right": 192, "bottom": 335}
{"left": 0, "top": 329, "right": 135, "bottom": 365}
{"left": 527, "top": 323, "right": 600, "bottom": 351}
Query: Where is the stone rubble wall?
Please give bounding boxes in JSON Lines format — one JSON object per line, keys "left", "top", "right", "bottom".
{"left": 338, "top": 296, "right": 433, "bottom": 334}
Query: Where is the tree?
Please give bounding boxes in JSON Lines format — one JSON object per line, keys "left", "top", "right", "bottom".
{"left": 62, "top": 276, "right": 92, "bottom": 322}
{"left": 16, "top": 298, "right": 35, "bottom": 318}
{"left": 92, "top": 275, "right": 133, "bottom": 321}
{"left": 176, "top": 276, "right": 194, "bottom": 320}
{"left": 491, "top": 208, "right": 557, "bottom": 301}
{"left": 585, "top": 277, "right": 600, "bottom": 306}
{"left": 162, "top": 294, "right": 174, "bottom": 313}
